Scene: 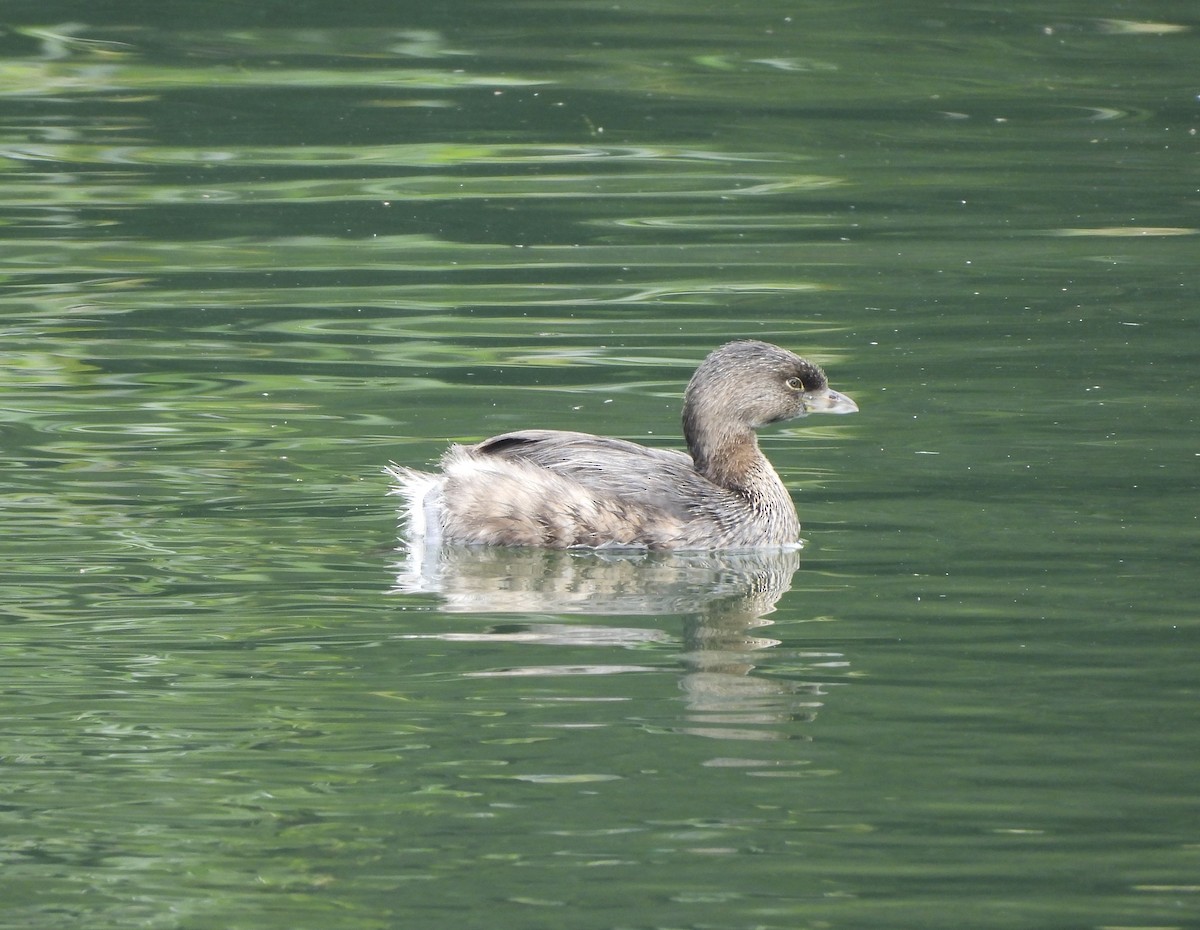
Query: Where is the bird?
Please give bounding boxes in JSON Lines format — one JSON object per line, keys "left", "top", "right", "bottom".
{"left": 386, "top": 339, "right": 857, "bottom": 550}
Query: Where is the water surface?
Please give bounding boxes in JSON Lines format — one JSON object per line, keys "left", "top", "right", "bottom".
{"left": 2, "top": 2, "right": 1198, "bottom": 928}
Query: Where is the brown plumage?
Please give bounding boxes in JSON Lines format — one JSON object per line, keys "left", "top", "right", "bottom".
{"left": 386, "top": 340, "right": 857, "bottom": 549}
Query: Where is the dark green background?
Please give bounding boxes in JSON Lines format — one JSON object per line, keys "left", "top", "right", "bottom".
{"left": 2, "top": 3, "right": 1197, "bottom": 928}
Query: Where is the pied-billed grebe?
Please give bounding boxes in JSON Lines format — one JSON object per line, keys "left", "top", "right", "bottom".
{"left": 387, "top": 340, "right": 857, "bottom": 550}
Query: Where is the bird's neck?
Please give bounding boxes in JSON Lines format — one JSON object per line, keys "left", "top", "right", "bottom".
{"left": 688, "top": 419, "right": 795, "bottom": 517}
{"left": 688, "top": 425, "right": 763, "bottom": 492}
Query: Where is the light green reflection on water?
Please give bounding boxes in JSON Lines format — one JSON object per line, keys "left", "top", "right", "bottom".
{"left": 0, "top": 163, "right": 840, "bottom": 206}
{"left": 1, "top": 142, "right": 819, "bottom": 166}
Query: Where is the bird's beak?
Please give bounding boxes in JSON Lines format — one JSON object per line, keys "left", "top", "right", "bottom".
{"left": 805, "top": 387, "right": 858, "bottom": 415}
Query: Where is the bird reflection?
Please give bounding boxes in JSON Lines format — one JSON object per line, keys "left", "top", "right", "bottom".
{"left": 391, "top": 544, "right": 845, "bottom": 739}
{"left": 392, "top": 543, "right": 800, "bottom": 615}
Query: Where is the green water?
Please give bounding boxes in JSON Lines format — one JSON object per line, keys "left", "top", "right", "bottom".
{"left": 2, "top": 2, "right": 1198, "bottom": 928}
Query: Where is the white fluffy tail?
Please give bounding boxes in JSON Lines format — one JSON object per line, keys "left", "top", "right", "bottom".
{"left": 384, "top": 463, "right": 444, "bottom": 544}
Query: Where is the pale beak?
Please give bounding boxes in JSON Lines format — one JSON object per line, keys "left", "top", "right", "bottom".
{"left": 805, "top": 387, "right": 858, "bottom": 415}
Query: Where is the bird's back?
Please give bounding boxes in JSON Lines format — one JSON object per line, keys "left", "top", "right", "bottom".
{"left": 467, "top": 429, "right": 706, "bottom": 519}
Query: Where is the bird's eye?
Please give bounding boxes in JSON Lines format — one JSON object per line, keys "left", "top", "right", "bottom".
{"left": 785, "top": 377, "right": 804, "bottom": 391}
